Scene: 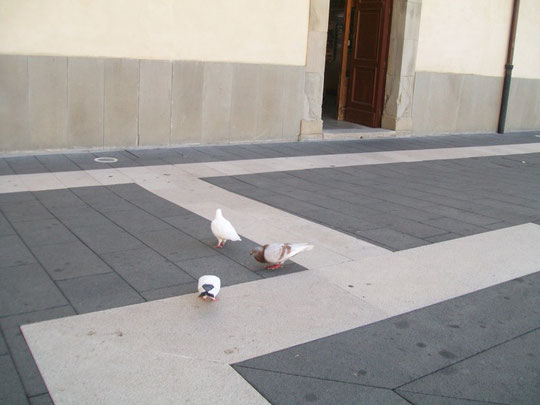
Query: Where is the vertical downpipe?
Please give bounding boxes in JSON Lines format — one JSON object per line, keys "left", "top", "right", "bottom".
{"left": 497, "top": 0, "right": 520, "bottom": 134}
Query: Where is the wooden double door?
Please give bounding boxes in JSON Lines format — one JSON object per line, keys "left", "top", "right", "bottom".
{"left": 338, "top": 0, "right": 393, "bottom": 127}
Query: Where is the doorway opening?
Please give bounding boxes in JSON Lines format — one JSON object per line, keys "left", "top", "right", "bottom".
{"left": 322, "top": 0, "right": 393, "bottom": 132}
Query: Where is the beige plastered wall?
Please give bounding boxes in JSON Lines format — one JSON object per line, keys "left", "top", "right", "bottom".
{"left": 412, "top": 0, "right": 540, "bottom": 134}
{"left": 0, "top": 0, "right": 317, "bottom": 152}
{"left": 0, "top": 0, "right": 309, "bottom": 66}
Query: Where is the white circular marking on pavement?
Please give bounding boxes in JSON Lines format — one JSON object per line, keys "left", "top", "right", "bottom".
{"left": 94, "top": 157, "right": 118, "bottom": 163}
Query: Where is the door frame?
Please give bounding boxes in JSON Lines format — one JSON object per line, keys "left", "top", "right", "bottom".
{"left": 337, "top": 0, "right": 353, "bottom": 120}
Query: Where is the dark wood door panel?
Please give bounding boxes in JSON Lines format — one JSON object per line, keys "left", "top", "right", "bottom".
{"left": 349, "top": 66, "right": 377, "bottom": 107}
{"left": 353, "top": 8, "right": 382, "bottom": 62}
{"left": 345, "top": 0, "right": 392, "bottom": 127}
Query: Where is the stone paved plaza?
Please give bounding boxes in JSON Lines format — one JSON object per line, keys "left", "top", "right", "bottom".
{"left": 1, "top": 132, "right": 539, "bottom": 404}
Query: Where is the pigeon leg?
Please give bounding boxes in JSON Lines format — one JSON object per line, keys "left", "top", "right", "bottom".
{"left": 213, "top": 241, "right": 224, "bottom": 249}
{"left": 265, "top": 263, "right": 283, "bottom": 270}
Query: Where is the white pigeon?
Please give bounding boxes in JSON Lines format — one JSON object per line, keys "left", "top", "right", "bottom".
{"left": 198, "top": 275, "right": 221, "bottom": 301}
{"left": 250, "top": 243, "right": 314, "bottom": 270}
{"left": 211, "top": 208, "right": 241, "bottom": 248}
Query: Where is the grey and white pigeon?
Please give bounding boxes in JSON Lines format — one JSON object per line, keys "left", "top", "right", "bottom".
{"left": 250, "top": 243, "right": 314, "bottom": 270}
{"left": 211, "top": 208, "right": 241, "bottom": 248}
{"left": 198, "top": 275, "right": 221, "bottom": 301}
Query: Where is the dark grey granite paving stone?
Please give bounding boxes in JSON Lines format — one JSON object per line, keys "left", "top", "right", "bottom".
{"left": 366, "top": 214, "right": 448, "bottom": 239}
{"left": 101, "top": 247, "right": 194, "bottom": 292}
{"left": 70, "top": 186, "right": 136, "bottom": 213}
{"left": 233, "top": 367, "right": 409, "bottom": 405}
{"left": 135, "top": 158, "right": 170, "bottom": 166}
{"left": 468, "top": 189, "right": 540, "bottom": 208}
{"left": 239, "top": 144, "right": 289, "bottom": 158}
{"left": 0, "top": 332, "right": 7, "bottom": 356}
{"left": 0, "top": 166, "right": 14, "bottom": 175}
{"left": 423, "top": 233, "right": 462, "bottom": 244}
{"left": 421, "top": 218, "right": 489, "bottom": 237}
{"left": 103, "top": 208, "right": 173, "bottom": 234}
{"left": 354, "top": 227, "right": 427, "bottom": 251}
{"left": 413, "top": 205, "right": 500, "bottom": 227}
{"left": 193, "top": 146, "right": 243, "bottom": 161}
{"left": 482, "top": 221, "right": 519, "bottom": 231}
{"left": 63, "top": 153, "right": 109, "bottom": 170}
{"left": 12, "top": 218, "right": 77, "bottom": 247}
{"left": 0, "top": 235, "right": 36, "bottom": 268}
{"left": 472, "top": 197, "right": 540, "bottom": 219}
{"left": 399, "top": 329, "right": 540, "bottom": 405}
{"left": 365, "top": 189, "right": 437, "bottom": 209}
{"left": 0, "top": 200, "right": 54, "bottom": 223}
{"left": 30, "top": 241, "right": 112, "bottom": 280}
{"left": 108, "top": 183, "right": 158, "bottom": 201}
{"left": 4, "top": 156, "right": 47, "bottom": 174}
{"left": 139, "top": 282, "right": 198, "bottom": 301}
{"left": 130, "top": 196, "right": 193, "bottom": 218}
{"left": 71, "top": 227, "right": 144, "bottom": 254}
{"left": 91, "top": 150, "right": 137, "bottom": 163}
{"left": 1, "top": 306, "right": 76, "bottom": 397}
{"left": 164, "top": 214, "right": 215, "bottom": 244}
{"left": 29, "top": 393, "right": 54, "bottom": 405}
{"left": 125, "top": 148, "right": 176, "bottom": 159}
{"left": 33, "top": 189, "right": 86, "bottom": 210}
{"left": 0, "top": 354, "right": 28, "bottom": 405}
{"left": 172, "top": 148, "right": 219, "bottom": 163}
{"left": 0, "top": 263, "right": 68, "bottom": 317}
{"left": 396, "top": 391, "right": 501, "bottom": 404}
{"left": 51, "top": 206, "right": 111, "bottom": 229}
{"left": 221, "top": 145, "right": 272, "bottom": 159}
{"left": 35, "top": 154, "right": 80, "bottom": 172}
{"left": 253, "top": 262, "right": 306, "bottom": 279}
{"left": 175, "top": 255, "right": 260, "bottom": 286}
{"left": 56, "top": 272, "right": 144, "bottom": 314}
{"left": 137, "top": 229, "right": 219, "bottom": 262}
{"left": 0, "top": 213, "right": 16, "bottom": 237}
{"left": 0, "top": 192, "right": 36, "bottom": 205}
{"left": 234, "top": 273, "right": 540, "bottom": 391}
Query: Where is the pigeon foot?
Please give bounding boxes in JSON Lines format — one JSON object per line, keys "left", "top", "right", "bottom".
{"left": 265, "top": 263, "right": 283, "bottom": 270}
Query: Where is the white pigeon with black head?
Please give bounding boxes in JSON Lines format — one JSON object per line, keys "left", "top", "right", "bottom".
{"left": 198, "top": 275, "right": 221, "bottom": 301}
{"left": 211, "top": 208, "right": 241, "bottom": 248}
{"left": 250, "top": 243, "right": 314, "bottom": 270}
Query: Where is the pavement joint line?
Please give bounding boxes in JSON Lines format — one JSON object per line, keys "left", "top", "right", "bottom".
{"left": 394, "top": 389, "right": 510, "bottom": 405}
{"left": 233, "top": 364, "right": 395, "bottom": 391}
{"left": 393, "top": 325, "right": 540, "bottom": 391}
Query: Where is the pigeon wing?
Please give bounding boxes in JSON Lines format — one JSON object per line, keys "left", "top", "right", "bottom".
{"left": 211, "top": 217, "right": 241, "bottom": 241}
{"left": 263, "top": 243, "right": 288, "bottom": 264}
{"left": 284, "top": 243, "right": 314, "bottom": 260}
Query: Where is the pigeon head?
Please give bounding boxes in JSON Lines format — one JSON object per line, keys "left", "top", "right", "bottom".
{"left": 250, "top": 246, "right": 266, "bottom": 263}
{"left": 215, "top": 208, "right": 222, "bottom": 217}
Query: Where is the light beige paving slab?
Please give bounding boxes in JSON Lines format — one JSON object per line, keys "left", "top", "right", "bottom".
{"left": 23, "top": 272, "right": 387, "bottom": 404}
{"left": 18, "top": 173, "right": 65, "bottom": 191}
{"left": 0, "top": 175, "right": 29, "bottom": 193}
{"left": 313, "top": 223, "right": 540, "bottom": 315}
{"left": 23, "top": 340, "right": 268, "bottom": 405}
{"left": 52, "top": 170, "right": 101, "bottom": 189}
{"left": 22, "top": 224, "right": 540, "bottom": 405}
{"left": 85, "top": 168, "right": 133, "bottom": 186}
